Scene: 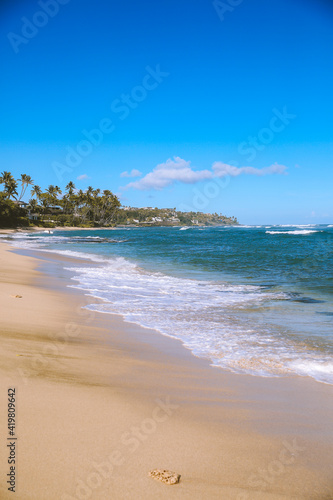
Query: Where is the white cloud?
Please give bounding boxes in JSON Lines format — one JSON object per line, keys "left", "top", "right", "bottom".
{"left": 212, "top": 162, "right": 287, "bottom": 178}
{"left": 122, "top": 157, "right": 288, "bottom": 191}
{"left": 120, "top": 169, "right": 142, "bottom": 178}
{"left": 123, "top": 157, "right": 212, "bottom": 190}
{"left": 77, "top": 174, "right": 90, "bottom": 180}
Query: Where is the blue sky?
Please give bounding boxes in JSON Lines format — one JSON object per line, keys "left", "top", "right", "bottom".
{"left": 0, "top": 0, "right": 332, "bottom": 224}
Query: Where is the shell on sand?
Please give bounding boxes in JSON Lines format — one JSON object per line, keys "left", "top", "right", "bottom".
{"left": 148, "top": 469, "right": 181, "bottom": 485}
{"left": 10, "top": 294, "right": 22, "bottom": 298}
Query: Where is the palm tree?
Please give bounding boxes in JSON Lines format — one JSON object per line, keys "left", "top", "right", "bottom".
{"left": 54, "top": 186, "right": 62, "bottom": 197}
{"left": 97, "top": 190, "right": 121, "bottom": 225}
{"left": 65, "top": 181, "right": 75, "bottom": 196}
{"left": 77, "top": 189, "right": 85, "bottom": 202}
{"left": 45, "top": 185, "right": 61, "bottom": 208}
{"left": 86, "top": 186, "right": 94, "bottom": 200}
{"left": 28, "top": 198, "right": 39, "bottom": 213}
{"left": 31, "top": 185, "right": 42, "bottom": 200}
{"left": 0, "top": 171, "right": 18, "bottom": 200}
{"left": 63, "top": 182, "right": 75, "bottom": 214}
{"left": 46, "top": 185, "right": 56, "bottom": 196}
{"left": 39, "top": 195, "right": 50, "bottom": 214}
{"left": 18, "top": 174, "right": 33, "bottom": 201}
{"left": 76, "top": 189, "right": 88, "bottom": 222}
{"left": 5, "top": 180, "right": 18, "bottom": 200}
{"left": 0, "top": 171, "right": 14, "bottom": 185}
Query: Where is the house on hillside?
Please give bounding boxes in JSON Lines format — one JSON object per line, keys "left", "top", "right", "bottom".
{"left": 28, "top": 213, "right": 39, "bottom": 221}
{"left": 13, "top": 200, "right": 29, "bottom": 209}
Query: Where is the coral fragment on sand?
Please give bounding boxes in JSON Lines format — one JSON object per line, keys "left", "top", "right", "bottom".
{"left": 148, "top": 469, "right": 181, "bottom": 485}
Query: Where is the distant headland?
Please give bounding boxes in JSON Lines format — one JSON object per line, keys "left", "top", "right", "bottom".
{"left": 0, "top": 171, "right": 238, "bottom": 228}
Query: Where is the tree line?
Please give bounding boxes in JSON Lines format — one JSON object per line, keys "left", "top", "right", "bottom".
{"left": 0, "top": 171, "right": 238, "bottom": 228}
{"left": 0, "top": 171, "right": 120, "bottom": 228}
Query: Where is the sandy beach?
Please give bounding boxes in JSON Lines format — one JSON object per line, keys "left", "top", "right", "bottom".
{"left": 0, "top": 240, "right": 333, "bottom": 499}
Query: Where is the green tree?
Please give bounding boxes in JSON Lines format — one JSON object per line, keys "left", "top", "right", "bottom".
{"left": 31, "top": 185, "right": 42, "bottom": 200}
{"left": 18, "top": 174, "right": 34, "bottom": 201}
{"left": 65, "top": 181, "right": 75, "bottom": 196}
{"left": 0, "top": 171, "right": 18, "bottom": 200}
{"left": 28, "top": 198, "right": 39, "bottom": 213}
{"left": 63, "top": 181, "right": 76, "bottom": 215}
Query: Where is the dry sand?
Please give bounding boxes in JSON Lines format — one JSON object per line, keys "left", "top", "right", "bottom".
{"left": 0, "top": 241, "right": 333, "bottom": 499}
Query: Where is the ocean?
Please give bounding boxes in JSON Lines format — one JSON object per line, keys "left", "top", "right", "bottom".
{"left": 3, "top": 224, "right": 333, "bottom": 384}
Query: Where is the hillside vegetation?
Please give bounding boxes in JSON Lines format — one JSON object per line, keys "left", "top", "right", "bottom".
{"left": 0, "top": 171, "right": 238, "bottom": 228}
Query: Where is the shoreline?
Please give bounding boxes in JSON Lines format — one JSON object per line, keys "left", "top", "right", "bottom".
{"left": 1, "top": 242, "right": 333, "bottom": 499}
{"left": 0, "top": 224, "right": 237, "bottom": 233}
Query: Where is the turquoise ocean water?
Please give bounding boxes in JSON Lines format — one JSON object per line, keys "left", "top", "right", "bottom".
{"left": 3, "top": 224, "right": 333, "bottom": 384}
